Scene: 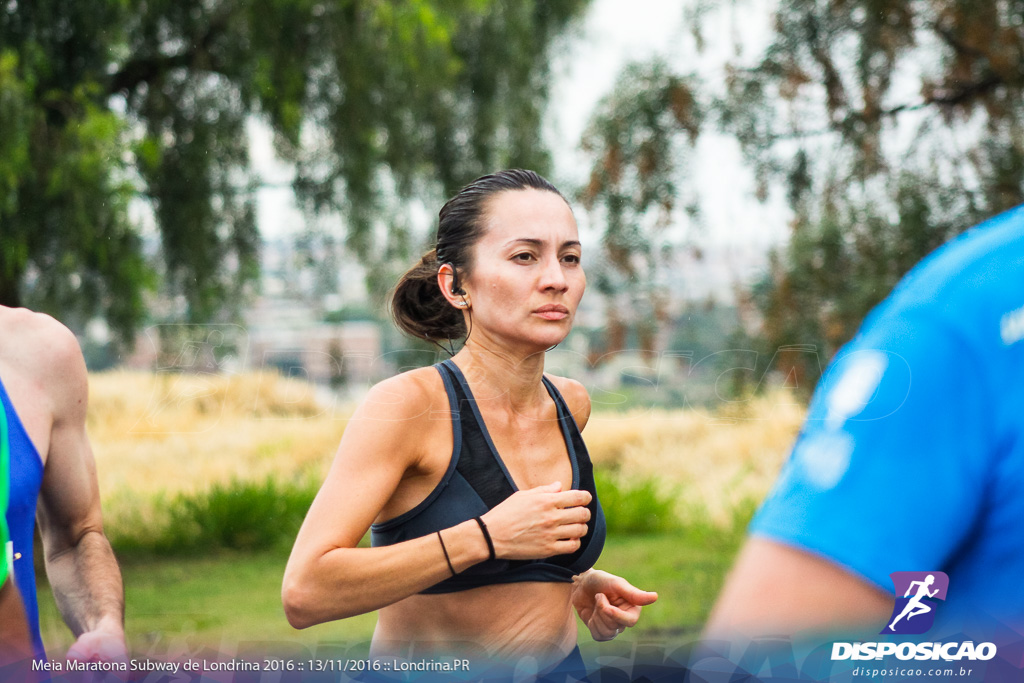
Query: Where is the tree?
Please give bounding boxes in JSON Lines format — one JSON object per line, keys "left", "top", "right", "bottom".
{"left": 727, "top": 0, "right": 1024, "bottom": 390}
{"left": 579, "top": 1, "right": 1024, "bottom": 391}
{"left": 578, "top": 59, "right": 703, "bottom": 354}
{"left": 0, "top": 0, "right": 590, "bottom": 343}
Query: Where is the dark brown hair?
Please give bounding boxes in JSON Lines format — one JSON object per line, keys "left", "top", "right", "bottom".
{"left": 391, "top": 169, "right": 565, "bottom": 342}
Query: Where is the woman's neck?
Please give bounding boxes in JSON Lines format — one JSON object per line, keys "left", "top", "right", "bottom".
{"left": 451, "top": 341, "right": 548, "bottom": 412}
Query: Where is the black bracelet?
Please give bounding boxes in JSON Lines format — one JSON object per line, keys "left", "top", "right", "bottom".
{"left": 474, "top": 516, "right": 496, "bottom": 561}
{"left": 437, "top": 530, "right": 456, "bottom": 576}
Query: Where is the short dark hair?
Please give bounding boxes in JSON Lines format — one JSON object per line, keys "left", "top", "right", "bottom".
{"left": 390, "top": 169, "right": 565, "bottom": 342}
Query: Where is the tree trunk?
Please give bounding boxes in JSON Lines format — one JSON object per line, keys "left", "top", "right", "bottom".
{"left": 0, "top": 260, "right": 22, "bottom": 309}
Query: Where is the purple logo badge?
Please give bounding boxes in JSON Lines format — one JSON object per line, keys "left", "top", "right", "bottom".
{"left": 881, "top": 571, "right": 949, "bottom": 635}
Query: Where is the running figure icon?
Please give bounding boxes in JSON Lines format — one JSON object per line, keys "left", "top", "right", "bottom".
{"left": 887, "top": 574, "right": 939, "bottom": 632}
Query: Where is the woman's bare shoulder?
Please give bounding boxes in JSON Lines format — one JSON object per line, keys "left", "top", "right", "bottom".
{"left": 544, "top": 374, "right": 592, "bottom": 430}
{"left": 335, "top": 365, "right": 449, "bottom": 473}
{"left": 357, "top": 365, "right": 447, "bottom": 422}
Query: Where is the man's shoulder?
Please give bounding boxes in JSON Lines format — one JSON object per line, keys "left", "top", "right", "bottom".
{"left": 0, "top": 307, "right": 86, "bottom": 402}
{"left": 852, "top": 211, "right": 1024, "bottom": 368}
{"left": 881, "top": 208, "right": 1024, "bottom": 321}
{"left": 0, "top": 306, "right": 81, "bottom": 363}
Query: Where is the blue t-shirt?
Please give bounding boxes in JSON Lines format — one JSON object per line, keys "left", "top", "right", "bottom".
{"left": 751, "top": 205, "right": 1024, "bottom": 625}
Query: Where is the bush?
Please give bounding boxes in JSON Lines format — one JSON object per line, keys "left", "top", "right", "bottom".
{"left": 595, "top": 470, "right": 681, "bottom": 535}
{"left": 111, "top": 477, "right": 318, "bottom": 554}
{"left": 109, "top": 473, "right": 753, "bottom": 555}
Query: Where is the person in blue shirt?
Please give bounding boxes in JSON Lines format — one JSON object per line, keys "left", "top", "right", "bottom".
{"left": 706, "top": 205, "right": 1024, "bottom": 637}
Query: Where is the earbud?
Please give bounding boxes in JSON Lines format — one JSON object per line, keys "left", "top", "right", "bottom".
{"left": 445, "top": 262, "right": 466, "bottom": 295}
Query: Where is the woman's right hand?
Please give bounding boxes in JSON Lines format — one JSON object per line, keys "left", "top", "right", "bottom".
{"left": 480, "top": 482, "right": 591, "bottom": 560}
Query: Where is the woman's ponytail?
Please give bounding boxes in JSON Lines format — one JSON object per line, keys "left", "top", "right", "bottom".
{"left": 390, "top": 248, "right": 467, "bottom": 341}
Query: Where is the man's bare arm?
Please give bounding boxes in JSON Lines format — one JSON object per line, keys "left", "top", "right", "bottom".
{"left": 704, "top": 537, "right": 891, "bottom": 641}
{"left": 0, "top": 578, "right": 32, "bottom": 663}
{"left": 34, "top": 321, "right": 126, "bottom": 659}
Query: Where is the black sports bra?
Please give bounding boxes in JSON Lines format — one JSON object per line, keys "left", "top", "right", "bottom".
{"left": 370, "top": 360, "right": 606, "bottom": 593}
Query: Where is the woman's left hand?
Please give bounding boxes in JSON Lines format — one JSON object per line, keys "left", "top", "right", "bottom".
{"left": 572, "top": 570, "right": 658, "bottom": 641}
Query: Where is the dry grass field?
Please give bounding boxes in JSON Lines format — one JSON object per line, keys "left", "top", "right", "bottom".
{"left": 88, "top": 371, "right": 805, "bottom": 532}
{"left": 585, "top": 394, "right": 806, "bottom": 524}
{"left": 88, "top": 371, "right": 349, "bottom": 540}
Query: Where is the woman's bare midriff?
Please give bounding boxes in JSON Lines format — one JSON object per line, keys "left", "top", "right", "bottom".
{"left": 371, "top": 581, "right": 577, "bottom": 664}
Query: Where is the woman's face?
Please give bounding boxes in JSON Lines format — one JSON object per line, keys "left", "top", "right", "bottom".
{"left": 459, "top": 188, "right": 585, "bottom": 352}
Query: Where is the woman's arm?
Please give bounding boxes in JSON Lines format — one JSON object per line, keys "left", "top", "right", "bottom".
{"left": 283, "top": 371, "right": 470, "bottom": 627}
{"left": 282, "top": 371, "right": 592, "bottom": 628}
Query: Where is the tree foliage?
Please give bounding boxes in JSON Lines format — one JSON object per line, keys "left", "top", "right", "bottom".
{"left": 729, "top": 0, "right": 1024, "bottom": 389}
{"left": 0, "top": 0, "right": 589, "bottom": 342}
{"left": 578, "top": 59, "right": 703, "bottom": 353}
{"left": 580, "top": 1, "right": 1024, "bottom": 389}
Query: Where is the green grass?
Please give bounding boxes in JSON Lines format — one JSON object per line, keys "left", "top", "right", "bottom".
{"left": 595, "top": 470, "right": 681, "bottom": 534}
{"left": 36, "top": 523, "right": 749, "bottom": 655}
{"left": 592, "top": 521, "right": 750, "bottom": 641}
{"left": 110, "top": 477, "right": 320, "bottom": 555}
{"left": 110, "top": 474, "right": 678, "bottom": 556}
{"left": 37, "top": 548, "right": 379, "bottom": 656}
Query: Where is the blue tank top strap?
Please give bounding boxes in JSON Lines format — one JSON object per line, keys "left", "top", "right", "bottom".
{"left": 1, "top": 382, "right": 9, "bottom": 586}
{"left": 0, "top": 373, "right": 46, "bottom": 658}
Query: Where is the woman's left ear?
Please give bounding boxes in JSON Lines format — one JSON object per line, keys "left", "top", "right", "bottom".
{"left": 438, "top": 263, "right": 467, "bottom": 309}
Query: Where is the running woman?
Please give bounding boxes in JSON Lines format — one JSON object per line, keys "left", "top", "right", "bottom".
{"left": 284, "top": 170, "right": 657, "bottom": 679}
